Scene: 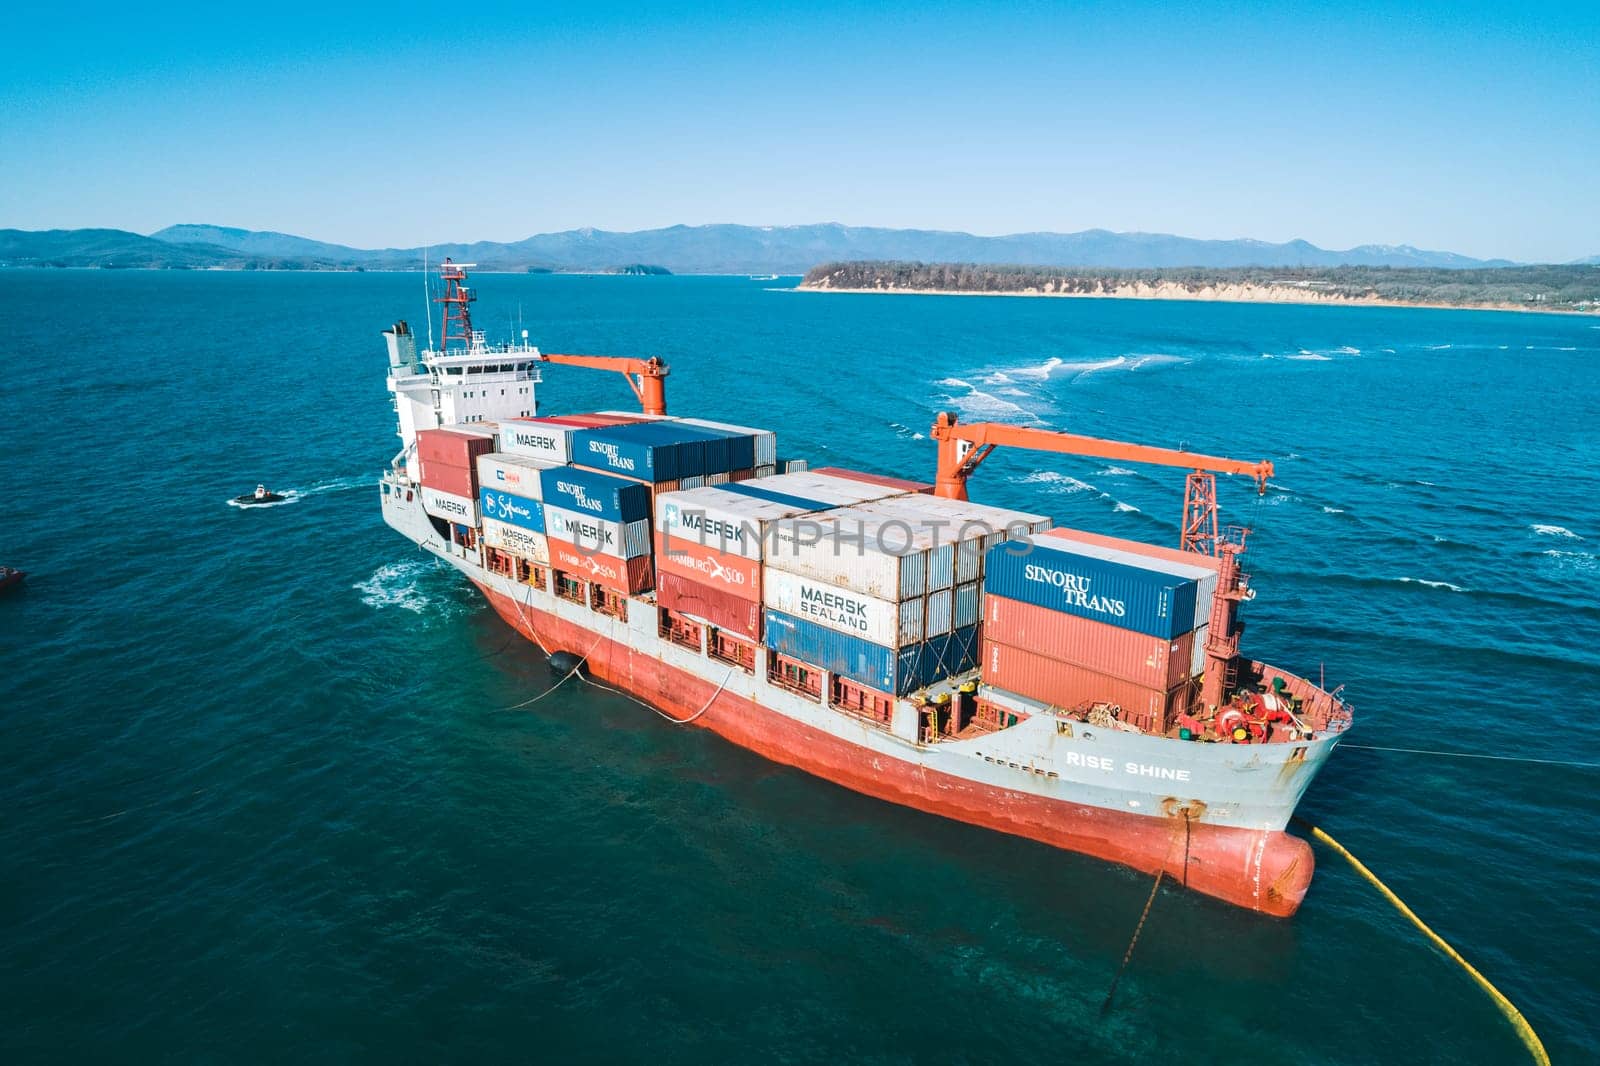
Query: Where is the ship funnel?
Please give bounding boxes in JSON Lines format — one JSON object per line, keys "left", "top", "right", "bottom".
{"left": 383, "top": 320, "right": 419, "bottom": 371}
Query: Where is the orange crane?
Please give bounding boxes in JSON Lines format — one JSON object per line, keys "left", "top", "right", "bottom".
{"left": 931, "top": 411, "right": 1275, "bottom": 710}
{"left": 536, "top": 353, "right": 671, "bottom": 416}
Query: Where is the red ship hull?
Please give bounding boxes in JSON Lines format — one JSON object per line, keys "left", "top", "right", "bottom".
{"left": 479, "top": 582, "right": 1314, "bottom": 917}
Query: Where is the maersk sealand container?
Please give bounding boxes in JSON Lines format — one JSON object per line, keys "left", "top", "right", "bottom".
{"left": 537, "top": 465, "right": 652, "bottom": 525}
{"left": 763, "top": 609, "right": 980, "bottom": 696}
{"left": 569, "top": 422, "right": 705, "bottom": 482}
{"left": 983, "top": 537, "right": 1199, "bottom": 640}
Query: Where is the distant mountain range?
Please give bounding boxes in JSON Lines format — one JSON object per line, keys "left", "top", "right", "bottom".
{"left": 1, "top": 222, "right": 1588, "bottom": 273}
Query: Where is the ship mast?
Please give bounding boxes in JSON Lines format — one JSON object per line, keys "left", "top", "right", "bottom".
{"left": 436, "top": 258, "right": 478, "bottom": 351}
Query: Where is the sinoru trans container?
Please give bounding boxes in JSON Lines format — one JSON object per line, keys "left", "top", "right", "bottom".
{"left": 983, "top": 535, "right": 1201, "bottom": 641}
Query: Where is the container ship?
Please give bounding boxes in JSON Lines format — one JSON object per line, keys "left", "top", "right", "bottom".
{"left": 378, "top": 262, "right": 1352, "bottom": 916}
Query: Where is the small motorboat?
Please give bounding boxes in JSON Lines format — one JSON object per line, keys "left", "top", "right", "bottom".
{"left": 233, "top": 483, "right": 287, "bottom": 506}
{"left": 0, "top": 566, "right": 24, "bottom": 593}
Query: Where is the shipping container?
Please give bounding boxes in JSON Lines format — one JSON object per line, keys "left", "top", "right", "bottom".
{"left": 538, "top": 465, "right": 653, "bottom": 524}
{"left": 479, "top": 487, "right": 546, "bottom": 533}
{"left": 655, "top": 531, "right": 763, "bottom": 599}
{"left": 417, "top": 427, "right": 497, "bottom": 470}
{"left": 781, "top": 459, "right": 810, "bottom": 474}
{"left": 655, "top": 570, "right": 762, "bottom": 641}
{"left": 954, "top": 581, "right": 981, "bottom": 629}
{"left": 548, "top": 536, "right": 653, "bottom": 595}
{"left": 1043, "top": 527, "right": 1220, "bottom": 630}
{"left": 543, "top": 503, "right": 651, "bottom": 559}
{"left": 675, "top": 417, "right": 778, "bottom": 468}
{"left": 419, "top": 459, "right": 475, "bottom": 500}
{"left": 498, "top": 417, "right": 579, "bottom": 465}
{"left": 984, "top": 593, "right": 1196, "bottom": 689}
{"left": 810, "top": 466, "right": 934, "bottom": 494}
{"left": 714, "top": 480, "right": 836, "bottom": 514}
{"left": 667, "top": 422, "right": 757, "bottom": 473}
{"left": 983, "top": 536, "right": 1200, "bottom": 640}
{"left": 655, "top": 486, "right": 818, "bottom": 561}
{"left": 762, "top": 567, "right": 925, "bottom": 647}
{"left": 421, "top": 485, "right": 479, "bottom": 525}
{"left": 736, "top": 471, "right": 909, "bottom": 507}
{"left": 481, "top": 517, "right": 550, "bottom": 564}
{"left": 475, "top": 452, "right": 553, "bottom": 498}
{"left": 763, "top": 610, "right": 980, "bottom": 697}
{"left": 570, "top": 421, "right": 707, "bottom": 482}
{"left": 861, "top": 494, "right": 1052, "bottom": 583}
{"left": 766, "top": 504, "right": 954, "bottom": 598}
{"left": 980, "top": 640, "right": 1187, "bottom": 734}
{"left": 925, "top": 587, "right": 953, "bottom": 636}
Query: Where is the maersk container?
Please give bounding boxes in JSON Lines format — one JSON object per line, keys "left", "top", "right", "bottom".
{"left": 656, "top": 485, "right": 822, "bottom": 561}
{"left": 538, "top": 465, "right": 652, "bottom": 525}
{"left": 417, "top": 427, "right": 496, "bottom": 469}
{"left": 499, "top": 417, "right": 579, "bottom": 465}
{"left": 479, "top": 488, "right": 546, "bottom": 534}
{"left": 476, "top": 453, "right": 552, "bottom": 499}
{"left": 811, "top": 466, "right": 933, "bottom": 494}
{"left": 543, "top": 503, "right": 651, "bottom": 559}
{"left": 656, "top": 569, "right": 762, "bottom": 641}
{"left": 421, "top": 486, "right": 478, "bottom": 526}
{"left": 984, "top": 537, "right": 1199, "bottom": 641}
{"left": 1043, "top": 527, "right": 1219, "bottom": 631}
{"left": 981, "top": 640, "right": 1185, "bottom": 734}
{"left": 984, "top": 593, "right": 1196, "bottom": 690}
{"left": 762, "top": 568, "right": 924, "bottom": 647}
{"left": 547, "top": 536, "right": 653, "bottom": 595}
{"left": 570, "top": 421, "right": 705, "bottom": 482}
{"left": 763, "top": 609, "right": 980, "bottom": 697}
{"left": 676, "top": 417, "right": 777, "bottom": 467}
{"left": 656, "top": 531, "right": 763, "bottom": 600}
{"left": 481, "top": 518, "right": 550, "bottom": 564}
{"left": 766, "top": 505, "right": 955, "bottom": 597}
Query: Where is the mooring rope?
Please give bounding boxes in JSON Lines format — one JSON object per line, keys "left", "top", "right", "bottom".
{"left": 1100, "top": 811, "right": 1189, "bottom": 1016}
{"left": 499, "top": 631, "right": 607, "bottom": 712}
{"left": 1339, "top": 742, "right": 1600, "bottom": 771}
{"left": 1294, "top": 818, "right": 1550, "bottom": 1066}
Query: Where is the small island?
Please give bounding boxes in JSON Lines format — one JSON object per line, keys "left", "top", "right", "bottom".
{"left": 609, "top": 263, "right": 672, "bottom": 276}
{"left": 802, "top": 261, "right": 1600, "bottom": 314}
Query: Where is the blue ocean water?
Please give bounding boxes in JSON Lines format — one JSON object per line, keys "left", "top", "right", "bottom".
{"left": 3, "top": 271, "right": 1597, "bottom": 1064}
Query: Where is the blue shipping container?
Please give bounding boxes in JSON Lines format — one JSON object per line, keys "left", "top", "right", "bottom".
{"left": 983, "top": 539, "right": 1198, "bottom": 640}
{"left": 716, "top": 481, "right": 833, "bottom": 513}
{"left": 479, "top": 488, "right": 546, "bottom": 533}
{"left": 570, "top": 422, "right": 704, "bottom": 482}
{"left": 671, "top": 423, "right": 757, "bottom": 472}
{"left": 763, "top": 609, "right": 980, "bottom": 696}
{"left": 538, "top": 465, "right": 652, "bottom": 524}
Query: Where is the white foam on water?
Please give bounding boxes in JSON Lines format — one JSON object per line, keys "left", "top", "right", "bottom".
{"left": 1113, "top": 501, "right": 1141, "bottom": 513}
{"left": 1543, "top": 549, "right": 1597, "bottom": 573}
{"left": 1019, "top": 471, "right": 1099, "bottom": 495}
{"left": 937, "top": 378, "right": 1042, "bottom": 423}
{"left": 1287, "top": 353, "right": 1332, "bottom": 361}
{"left": 912, "top": 432, "right": 925, "bottom": 440}
{"left": 1380, "top": 348, "right": 1396, "bottom": 354}
{"left": 1322, "top": 506, "right": 1346, "bottom": 514}
{"left": 1531, "top": 524, "right": 1581, "bottom": 539}
{"left": 1334, "top": 346, "right": 1361, "bottom": 355}
{"left": 1398, "top": 576, "right": 1469, "bottom": 592}
{"left": 355, "top": 560, "right": 435, "bottom": 613}
{"left": 1008, "top": 357, "right": 1065, "bottom": 380}
{"left": 1097, "top": 466, "right": 1137, "bottom": 476}
{"left": 1424, "top": 344, "right": 1453, "bottom": 351}
{"left": 1124, "top": 353, "right": 1187, "bottom": 370}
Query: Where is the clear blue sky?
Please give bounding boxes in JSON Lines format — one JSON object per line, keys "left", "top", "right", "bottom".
{"left": 3, "top": 1, "right": 1596, "bottom": 261}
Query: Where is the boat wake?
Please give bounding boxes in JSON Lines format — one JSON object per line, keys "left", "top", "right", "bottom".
{"left": 225, "top": 475, "right": 372, "bottom": 510}
{"left": 355, "top": 560, "right": 445, "bottom": 614}
{"left": 934, "top": 378, "right": 1044, "bottom": 423}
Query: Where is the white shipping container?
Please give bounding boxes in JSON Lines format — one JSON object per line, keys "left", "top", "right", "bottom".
{"left": 481, "top": 518, "right": 550, "bottom": 564}
{"left": 861, "top": 495, "right": 1052, "bottom": 583}
{"left": 476, "top": 452, "right": 554, "bottom": 498}
{"left": 498, "top": 420, "right": 575, "bottom": 464}
{"left": 655, "top": 485, "right": 819, "bottom": 561}
{"left": 954, "top": 581, "right": 981, "bottom": 629}
{"left": 747, "top": 470, "right": 910, "bottom": 507}
{"left": 753, "top": 464, "right": 778, "bottom": 479}
{"left": 765, "top": 505, "right": 951, "bottom": 600}
{"left": 422, "top": 486, "right": 478, "bottom": 525}
{"left": 762, "top": 568, "right": 923, "bottom": 647}
{"left": 1191, "top": 623, "right": 1209, "bottom": 676}
{"left": 925, "top": 587, "right": 954, "bottom": 636}
{"left": 1045, "top": 534, "right": 1219, "bottom": 631}
{"left": 675, "top": 417, "right": 779, "bottom": 468}
{"left": 543, "top": 503, "right": 651, "bottom": 559}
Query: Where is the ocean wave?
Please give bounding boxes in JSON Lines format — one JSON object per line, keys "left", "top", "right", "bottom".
{"left": 355, "top": 560, "right": 439, "bottom": 613}
{"left": 1396, "top": 576, "right": 1469, "bottom": 592}
{"left": 1531, "top": 524, "right": 1581, "bottom": 539}
{"left": 1543, "top": 549, "right": 1597, "bottom": 573}
{"left": 1008, "top": 357, "right": 1065, "bottom": 380}
{"left": 1333, "top": 346, "right": 1361, "bottom": 355}
{"left": 1112, "top": 502, "right": 1141, "bottom": 513}
{"left": 1096, "top": 466, "right": 1138, "bottom": 476}
{"left": 935, "top": 379, "right": 1042, "bottom": 423}
{"left": 1287, "top": 352, "right": 1332, "bottom": 361}
{"left": 1322, "top": 506, "right": 1346, "bottom": 514}
{"left": 1020, "top": 471, "right": 1098, "bottom": 494}
{"left": 1424, "top": 343, "right": 1453, "bottom": 351}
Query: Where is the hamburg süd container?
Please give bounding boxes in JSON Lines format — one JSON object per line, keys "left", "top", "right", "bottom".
{"left": 476, "top": 452, "right": 554, "bottom": 498}
{"left": 481, "top": 518, "right": 550, "bottom": 564}
{"left": 479, "top": 487, "right": 546, "bottom": 534}
{"left": 984, "top": 593, "right": 1196, "bottom": 690}
{"left": 547, "top": 536, "right": 653, "bottom": 595}
{"left": 421, "top": 486, "right": 479, "bottom": 526}
{"left": 1043, "top": 527, "right": 1219, "bottom": 631}
{"left": 762, "top": 567, "right": 926, "bottom": 647}
{"left": 762, "top": 610, "right": 980, "bottom": 697}
{"left": 980, "top": 640, "right": 1187, "bottom": 734}
{"left": 655, "top": 532, "right": 763, "bottom": 600}
{"left": 655, "top": 569, "right": 763, "bottom": 641}
{"left": 538, "top": 465, "right": 652, "bottom": 525}
{"left": 542, "top": 503, "right": 651, "bottom": 559}
{"left": 983, "top": 536, "right": 1200, "bottom": 640}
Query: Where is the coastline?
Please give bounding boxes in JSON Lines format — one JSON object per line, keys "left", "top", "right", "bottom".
{"left": 796, "top": 282, "right": 1600, "bottom": 316}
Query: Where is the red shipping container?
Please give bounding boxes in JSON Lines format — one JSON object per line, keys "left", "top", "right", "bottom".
{"left": 571, "top": 412, "right": 648, "bottom": 426}
{"left": 811, "top": 466, "right": 934, "bottom": 494}
{"left": 1043, "top": 526, "right": 1221, "bottom": 574}
{"left": 549, "top": 536, "right": 654, "bottom": 595}
{"left": 419, "top": 459, "right": 475, "bottom": 499}
{"left": 656, "top": 570, "right": 763, "bottom": 641}
{"left": 981, "top": 640, "right": 1186, "bottom": 734}
{"left": 984, "top": 593, "right": 1195, "bottom": 689}
{"left": 654, "top": 532, "right": 762, "bottom": 600}
{"left": 416, "top": 428, "right": 496, "bottom": 469}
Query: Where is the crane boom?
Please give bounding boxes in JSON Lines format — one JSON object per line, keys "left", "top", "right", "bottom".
{"left": 536, "top": 353, "right": 670, "bottom": 415}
